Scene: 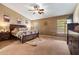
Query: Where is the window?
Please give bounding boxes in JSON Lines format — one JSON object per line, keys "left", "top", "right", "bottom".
{"left": 57, "top": 19, "right": 67, "bottom": 35}
{"left": 67, "top": 19, "right": 73, "bottom": 24}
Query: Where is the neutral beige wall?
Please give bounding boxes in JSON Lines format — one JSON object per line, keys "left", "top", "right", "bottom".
{"left": 31, "top": 15, "right": 68, "bottom": 36}
{"left": 31, "top": 20, "right": 39, "bottom": 32}
{"left": 0, "top": 4, "right": 31, "bottom": 32}
{"left": 0, "top": 4, "right": 29, "bottom": 24}
{"left": 38, "top": 17, "right": 57, "bottom": 36}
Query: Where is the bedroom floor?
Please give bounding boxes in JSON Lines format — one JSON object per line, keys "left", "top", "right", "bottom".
{"left": 0, "top": 35, "right": 70, "bottom": 55}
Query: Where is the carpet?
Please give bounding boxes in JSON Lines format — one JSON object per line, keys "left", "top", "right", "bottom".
{"left": 0, "top": 35, "right": 70, "bottom": 55}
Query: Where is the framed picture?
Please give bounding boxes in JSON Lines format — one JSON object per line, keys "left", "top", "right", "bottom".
{"left": 17, "top": 20, "right": 21, "bottom": 24}
{"left": 3, "top": 15, "right": 10, "bottom": 22}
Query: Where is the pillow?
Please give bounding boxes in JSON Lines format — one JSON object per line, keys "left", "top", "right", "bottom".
{"left": 12, "top": 28, "right": 19, "bottom": 34}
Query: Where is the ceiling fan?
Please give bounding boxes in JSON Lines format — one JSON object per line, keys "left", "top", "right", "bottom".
{"left": 28, "top": 5, "right": 44, "bottom": 15}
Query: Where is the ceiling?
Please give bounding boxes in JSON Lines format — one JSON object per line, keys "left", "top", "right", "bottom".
{"left": 2, "top": 3, "right": 77, "bottom": 20}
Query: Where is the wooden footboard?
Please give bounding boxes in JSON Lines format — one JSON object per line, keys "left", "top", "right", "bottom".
{"left": 21, "top": 33, "right": 39, "bottom": 43}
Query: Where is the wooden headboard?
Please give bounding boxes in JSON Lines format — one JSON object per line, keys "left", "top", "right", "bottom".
{"left": 10, "top": 24, "right": 26, "bottom": 31}
{"left": 10, "top": 24, "right": 26, "bottom": 36}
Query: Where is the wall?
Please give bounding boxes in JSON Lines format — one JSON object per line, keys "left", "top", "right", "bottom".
{"left": 0, "top": 4, "right": 30, "bottom": 24}
{"left": 73, "top": 4, "right": 79, "bottom": 23}
{"left": 0, "top": 4, "right": 31, "bottom": 32}
{"left": 31, "top": 20, "right": 39, "bottom": 32}
{"left": 38, "top": 17, "right": 57, "bottom": 36}
{"left": 31, "top": 15, "right": 68, "bottom": 36}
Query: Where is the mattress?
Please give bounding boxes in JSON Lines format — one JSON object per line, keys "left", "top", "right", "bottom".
{"left": 11, "top": 28, "right": 38, "bottom": 39}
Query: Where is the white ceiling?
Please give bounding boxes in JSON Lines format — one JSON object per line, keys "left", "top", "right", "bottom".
{"left": 2, "top": 3, "right": 77, "bottom": 20}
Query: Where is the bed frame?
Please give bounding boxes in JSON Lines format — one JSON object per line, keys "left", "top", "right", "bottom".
{"left": 10, "top": 24, "right": 39, "bottom": 43}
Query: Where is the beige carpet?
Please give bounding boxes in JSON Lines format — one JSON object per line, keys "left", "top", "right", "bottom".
{"left": 0, "top": 35, "right": 70, "bottom": 55}
{"left": 0, "top": 40, "right": 15, "bottom": 49}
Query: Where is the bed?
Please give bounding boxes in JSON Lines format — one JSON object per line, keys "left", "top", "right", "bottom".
{"left": 10, "top": 24, "right": 39, "bottom": 43}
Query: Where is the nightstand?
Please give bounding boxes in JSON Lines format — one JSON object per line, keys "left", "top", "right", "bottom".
{"left": 0, "top": 32, "right": 10, "bottom": 40}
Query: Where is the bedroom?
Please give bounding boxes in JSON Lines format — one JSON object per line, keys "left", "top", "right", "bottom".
{"left": 0, "top": 3, "right": 78, "bottom": 55}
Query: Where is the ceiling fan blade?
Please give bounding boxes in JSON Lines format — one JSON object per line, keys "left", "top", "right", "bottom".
{"left": 38, "top": 12, "right": 42, "bottom": 14}
{"left": 39, "top": 9, "right": 44, "bottom": 11}
{"left": 38, "top": 11, "right": 44, "bottom": 14}
{"left": 28, "top": 10, "right": 35, "bottom": 11}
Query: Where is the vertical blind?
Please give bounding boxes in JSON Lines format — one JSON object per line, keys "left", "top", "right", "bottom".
{"left": 57, "top": 19, "right": 67, "bottom": 34}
